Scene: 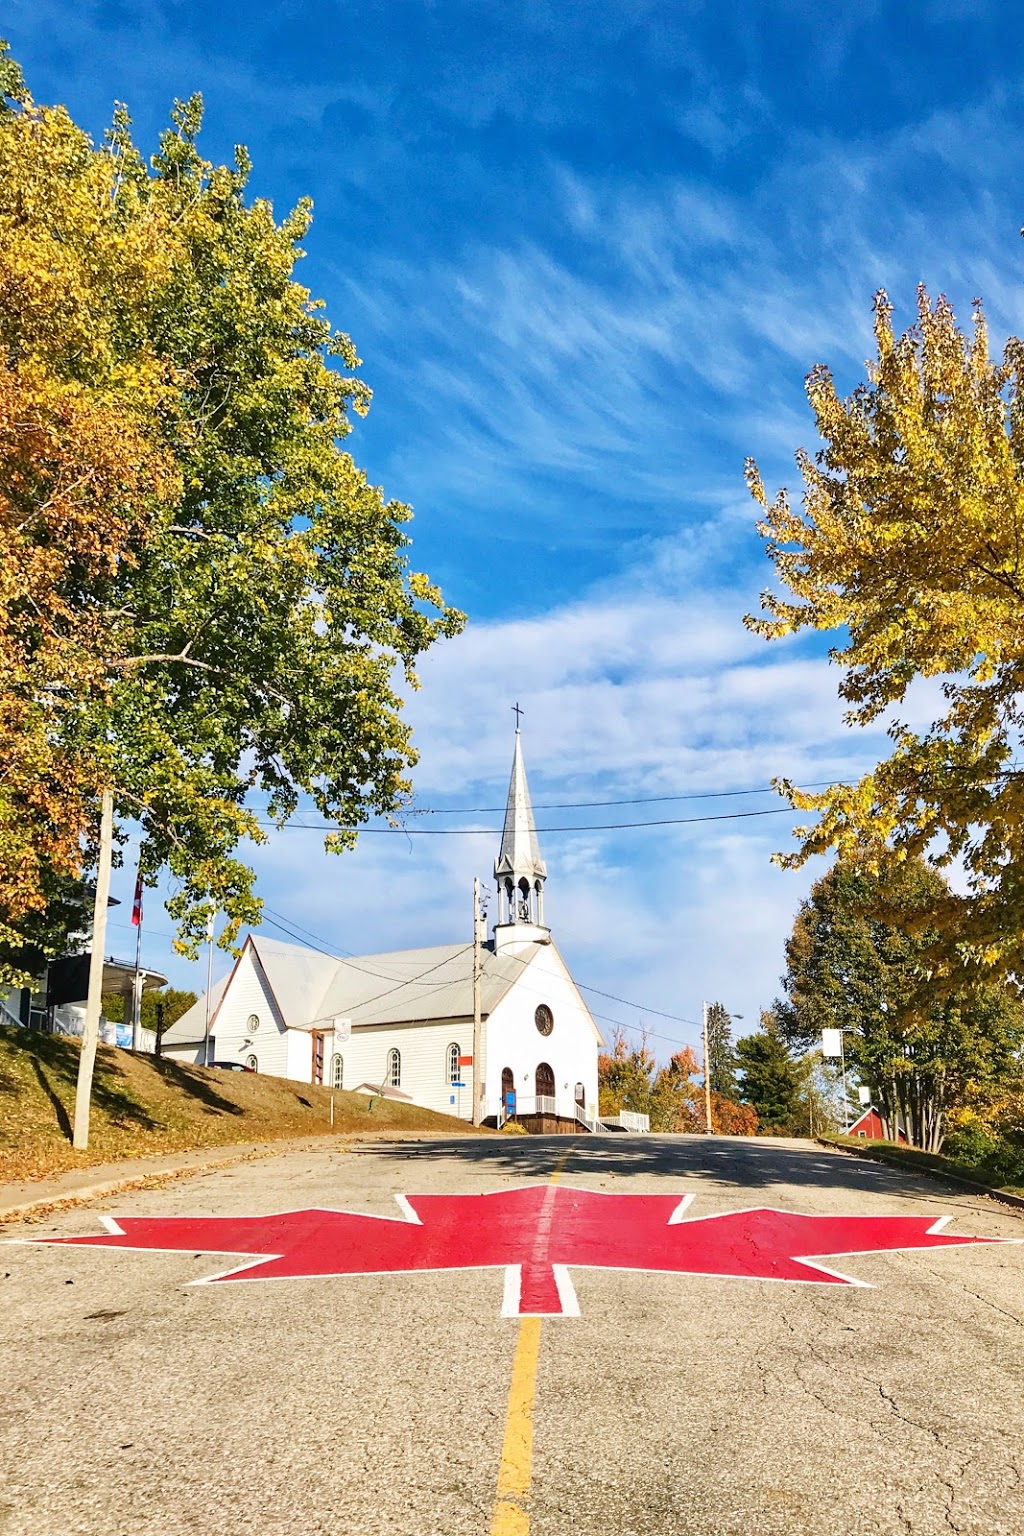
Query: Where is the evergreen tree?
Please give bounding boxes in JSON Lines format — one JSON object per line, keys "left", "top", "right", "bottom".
{"left": 705, "top": 1001, "right": 739, "bottom": 1097}
{"left": 736, "top": 1024, "right": 803, "bottom": 1134}
{"left": 774, "top": 856, "right": 1024, "bottom": 1150}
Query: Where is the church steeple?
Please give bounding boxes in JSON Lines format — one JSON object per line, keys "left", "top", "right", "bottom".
{"left": 493, "top": 719, "right": 548, "bottom": 938}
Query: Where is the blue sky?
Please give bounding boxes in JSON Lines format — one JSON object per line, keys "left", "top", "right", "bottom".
{"left": 11, "top": 1, "right": 1024, "bottom": 1058}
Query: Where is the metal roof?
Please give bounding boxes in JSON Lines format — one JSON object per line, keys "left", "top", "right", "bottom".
{"left": 493, "top": 730, "right": 547, "bottom": 883}
{"left": 163, "top": 932, "right": 544, "bottom": 1039}
{"left": 305, "top": 939, "right": 535, "bottom": 1028}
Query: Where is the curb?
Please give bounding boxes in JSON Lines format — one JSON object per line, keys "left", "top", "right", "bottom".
{"left": 816, "top": 1136, "right": 1024, "bottom": 1214}
{"left": 0, "top": 1129, "right": 488, "bottom": 1224}
{"left": 0, "top": 1136, "right": 344, "bottom": 1223}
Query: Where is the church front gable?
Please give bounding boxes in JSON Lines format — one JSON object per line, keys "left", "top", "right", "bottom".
{"left": 483, "top": 945, "right": 600, "bottom": 1125}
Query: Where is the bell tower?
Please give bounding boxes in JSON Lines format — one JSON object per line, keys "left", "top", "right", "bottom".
{"left": 492, "top": 716, "right": 549, "bottom": 952}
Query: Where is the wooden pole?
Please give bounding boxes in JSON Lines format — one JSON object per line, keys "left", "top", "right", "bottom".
{"left": 472, "top": 877, "right": 483, "bottom": 1127}
{"left": 73, "top": 791, "right": 114, "bottom": 1151}
{"left": 702, "top": 997, "right": 713, "bottom": 1135}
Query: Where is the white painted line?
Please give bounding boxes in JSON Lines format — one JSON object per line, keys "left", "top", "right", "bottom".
{"left": 501, "top": 1265, "right": 522, "bottom": 1317}
{"left": 552, "top": 1265, "right": 580, "bottom": 1317}
{"left": 393, "top": 1195, "right": 422, "bottom": 1225}
{"left": 667, "top": 1193, "right": 697, "bottom": 1224}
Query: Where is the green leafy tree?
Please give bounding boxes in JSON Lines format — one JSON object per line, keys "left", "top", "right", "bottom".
{"left": 0, "top": 48, "right": 464, "bottom": 980}
{"left": 100, "top": 986, "right": 197, "bottom": 1032}
{"left": 746, "top": 284, "right": 1024, "bottom": 972}
{"left": 774, "top": 858, "right": 1024, "bottom": 1150}
{"left": 705, "top": 1001, "right": 739, "bottom": 1096}
{"left": 736, "top": 1024, "right": 803, "bottom": 1134}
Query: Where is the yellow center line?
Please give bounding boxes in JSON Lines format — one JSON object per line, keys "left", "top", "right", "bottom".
{"left": 489, "top": 1142, "right": 577, "bottom": 1536}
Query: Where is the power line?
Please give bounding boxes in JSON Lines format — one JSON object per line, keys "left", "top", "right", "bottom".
{"left": 260, "top": 897, "right": 475, "bottom": 995}
{"left": 575, "top": 981, "right": 700, "bottom": 1028}
{"left": 255, "top": 900, "right": 705, "bottom": 1046}
{"left": 403, "top": 779, "right": 847, "bottom": 814}
{"left": 255, "top": 806, "right": 795, "bottom": 835}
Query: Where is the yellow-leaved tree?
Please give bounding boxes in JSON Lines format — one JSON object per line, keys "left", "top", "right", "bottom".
{"left": 746, "top": 284, "right": 1024, "bottom": 972}
{"left": 0, "top": 43, "right": 463, "bottom": 985}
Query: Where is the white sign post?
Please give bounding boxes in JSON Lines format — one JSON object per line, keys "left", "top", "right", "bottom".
{"left": 821, "top": 1029, "right": 850, "bottom": 1132}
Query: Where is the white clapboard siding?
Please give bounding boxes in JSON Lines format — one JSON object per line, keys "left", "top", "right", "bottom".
{"left": 484, "top": 944, "right": 600, "bottom": 1123}
{"left": 206, "top": 947, "right": 289, "bottom": 1077}
{"left": 331, "top": 1018, "right": 475, "bottom": 1118}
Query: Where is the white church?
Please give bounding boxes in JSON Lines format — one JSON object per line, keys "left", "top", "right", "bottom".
{"left": 162, "top": 731, "right": 603, "bottom": 1131}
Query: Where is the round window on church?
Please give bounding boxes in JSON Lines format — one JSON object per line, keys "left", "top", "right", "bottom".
{"left": 535, "top": 1004, "right": 554, "bottom": 1037}
{"left": 247, "top": 1013, "right": 260, "bottom": 1032}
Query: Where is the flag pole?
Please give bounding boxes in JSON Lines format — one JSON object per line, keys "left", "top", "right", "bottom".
{"left": 130, "top": 854, "right": 144, "bottom": 1052}
{"left": 203, "top": 906, "right": 215, "bottom": 1067}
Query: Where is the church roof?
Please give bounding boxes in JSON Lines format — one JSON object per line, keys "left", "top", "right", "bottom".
{"left": 306, "top": 939, "right": 535, "bottom": 1028}
{"left": 493, "top": 730, "right": 547, "bottom": 883}
{"left": 249, "top": 936, "right": 340, "bottom": 1029}
{"left": 164, "top": 932, "right": 544, "bottom": 1040}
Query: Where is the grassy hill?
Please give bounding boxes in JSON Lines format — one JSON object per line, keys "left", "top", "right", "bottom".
{"left": 0, "top": 1023, "right": 482, "bottom": 1183}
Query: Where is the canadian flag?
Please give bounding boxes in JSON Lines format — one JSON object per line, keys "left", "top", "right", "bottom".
{"left": 131, "top": 864, "right": 143, "bottom": 928}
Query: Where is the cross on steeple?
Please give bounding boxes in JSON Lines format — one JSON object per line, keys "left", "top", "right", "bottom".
{"left": 512, "top": 702, "right": 524, "bottom": 729}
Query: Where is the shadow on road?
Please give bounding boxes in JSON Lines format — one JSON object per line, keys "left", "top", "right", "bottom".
{"left": 350, "top": 1134, "right": 1008, "bottom": 1216}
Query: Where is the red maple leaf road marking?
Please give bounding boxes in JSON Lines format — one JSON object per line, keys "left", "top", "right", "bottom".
{"left": 31, "top": 1186, "right": 1011, "bottom": 1317}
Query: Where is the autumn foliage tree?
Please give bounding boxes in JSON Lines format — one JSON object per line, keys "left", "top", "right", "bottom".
{"left": 598, "top": 1033, "right": 757, "bottom": 1134}
{"left": 0, "top": 47, "right": 180, "bottom": 966}
{"left": 0, "top": 45, "right": 463, "bottom": 980}
{"left": 746, "top": 284, "right": 1024, "bottom": 974}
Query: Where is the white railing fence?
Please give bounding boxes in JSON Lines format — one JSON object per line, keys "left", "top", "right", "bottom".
{"left": 498, "top": 1092, "right": 603, "bottom": 1132}
{"left": 599, "top": 1111, "right": 651, "bottom": 1133}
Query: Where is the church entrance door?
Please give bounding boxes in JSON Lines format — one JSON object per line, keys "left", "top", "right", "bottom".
{"left": 501, "top": 1066, "right": 516, "bottom": 1117}
{"left": 535, "top": 1062, "right": 555, "bottom": 1104}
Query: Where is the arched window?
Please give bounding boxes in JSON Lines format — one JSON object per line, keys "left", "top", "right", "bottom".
{"left": 331, "top": 1054, "right": 344, "bottom": 1089}
{"left": 447, "top": 1043, "right": 461, "bottom": 1085}
{"left": 536, "top": 1061, "right": 555, "bottom": 1100}
{"left": 246, "top": 1054, "right": 258, "bottom": 1073}
{"left": 387, "top": 1048, "right": 401, "bottom": 1088}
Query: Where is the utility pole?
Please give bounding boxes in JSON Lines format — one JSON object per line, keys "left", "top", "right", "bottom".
{"left": 73, "top": 791, "right": 114, "bottom": 1151}
{"left": 702, "top": 997, "right": 713, "bottom": 1136}
{"left": 472, "top": 877, "right": 483, "bottom": 1126}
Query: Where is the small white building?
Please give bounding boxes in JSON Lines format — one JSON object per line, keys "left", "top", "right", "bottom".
{"left": 161, "top": 731, "right": 603, "bottom": 1129}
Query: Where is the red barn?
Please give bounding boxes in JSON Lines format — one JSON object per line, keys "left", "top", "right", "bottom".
{"left": 847, "top": 1106, "right": 908, "bottom": 1142}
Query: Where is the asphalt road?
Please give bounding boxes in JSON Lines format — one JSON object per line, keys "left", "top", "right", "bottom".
{"left": 1, "top": 1134, "right": 1022, "bottom": 1536}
